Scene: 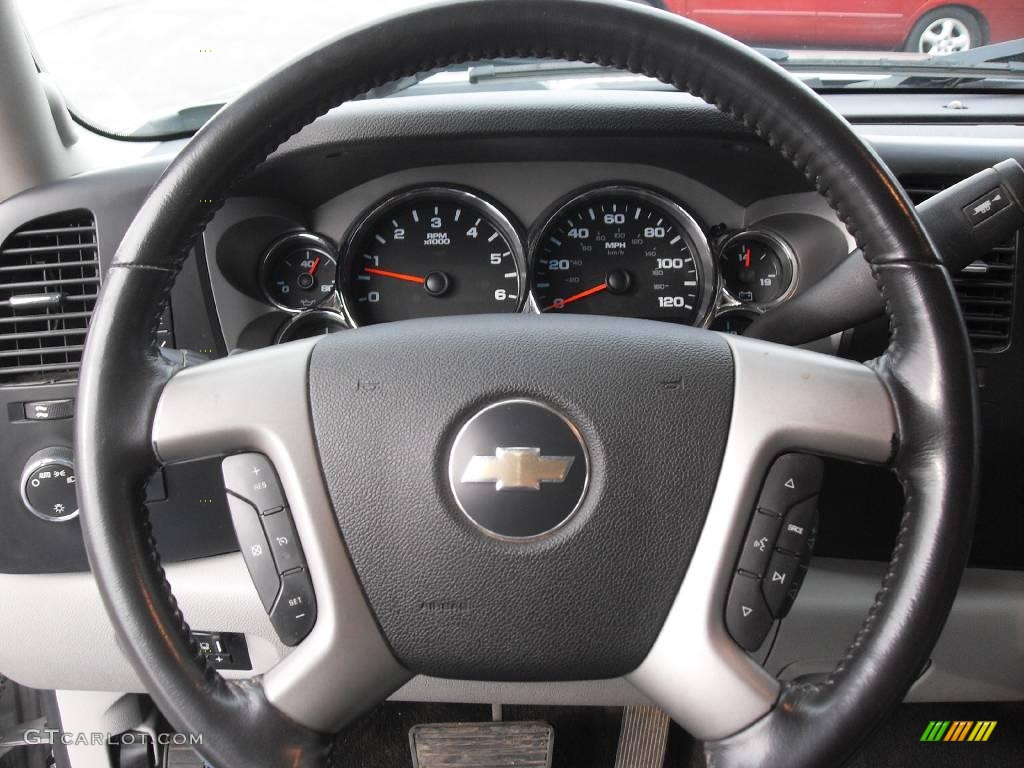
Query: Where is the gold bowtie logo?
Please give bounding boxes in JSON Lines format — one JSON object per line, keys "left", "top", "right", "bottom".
{"left": 461, "top": 447, "right": 575, "bottom": 491}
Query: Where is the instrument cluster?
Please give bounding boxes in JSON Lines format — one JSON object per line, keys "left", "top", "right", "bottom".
{"left": 259, "top": 184, "right": 801, "bottom": 342}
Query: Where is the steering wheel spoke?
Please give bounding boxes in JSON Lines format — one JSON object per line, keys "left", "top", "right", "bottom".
{"left": 152, "top": 338, "right": 410, "bottom": 732}
{"left": 628, "top": 335, "right": 897, "bottom": 741}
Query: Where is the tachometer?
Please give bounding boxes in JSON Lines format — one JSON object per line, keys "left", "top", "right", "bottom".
{"left": 342, "top": 187, "right": 526, "bottom": 325}
{"left": 531, "top": 186, "right": 715, "bottom": 325}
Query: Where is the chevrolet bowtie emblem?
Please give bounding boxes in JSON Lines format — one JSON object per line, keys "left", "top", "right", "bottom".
{"left": 461, "top": 447, "right": 575, "bottom": 491}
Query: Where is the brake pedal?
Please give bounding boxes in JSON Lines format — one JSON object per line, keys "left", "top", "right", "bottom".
{"left": 613, "top": 705, "right": 670, "bottom": 768}
{"left": 409, "top": 721, "right": 554, "bottom": 768}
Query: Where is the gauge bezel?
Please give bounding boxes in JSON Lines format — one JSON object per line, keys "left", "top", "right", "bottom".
{"left": 717, "top": 229, "right": 798, "bottom": 310}
{"left": 709, "top": 306, "right": 763, "bottom": 336}
{"left": 274, "top": 310, "right": 349, "bottom": 345}
{"left": 528, "top": 184, "right": 718, "bottom": 327}
{"left": 339, "top": 185, "right": 529, "bottom": 327}
{"left": 259, "top": 231, "right": 342, "bottom": 314}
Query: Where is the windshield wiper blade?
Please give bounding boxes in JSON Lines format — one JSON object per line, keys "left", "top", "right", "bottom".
{"left": 780, "top": 38, "right": 1024, "bottom": 88}
{"left": 935, "top": 38, "right": 1024, "bottom": 67}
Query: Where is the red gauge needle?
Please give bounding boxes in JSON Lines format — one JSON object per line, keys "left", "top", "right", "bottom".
{"left": 744, "top": 247, "right": 751, "bottom": 269}
{"left": 364, "top": 267, "right": 425, "bottom": 284}
{"left": 307, "top": 255, "right": 321, "bottom": 276}
{"left": 544, "top": 282, "right": 608, "bottom": 311}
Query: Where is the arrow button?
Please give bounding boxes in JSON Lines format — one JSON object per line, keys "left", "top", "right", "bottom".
{"left": 762, "top": 549, "right": 802, "bottom": 618}
{"left": 757, "top": 453, "right": 824, "bottom": 515}
{"left": 726, "top": 573, "right": 772, "bottom": 651}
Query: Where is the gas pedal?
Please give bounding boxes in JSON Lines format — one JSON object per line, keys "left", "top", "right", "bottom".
{"left": 613, "top": 705, "right": 670, "bottom": 768}
{"left": 409, "top": 721, "right": 554, "bottom": 768}
{"left": 164, "top": 742, "right": 209, "bottom": 767}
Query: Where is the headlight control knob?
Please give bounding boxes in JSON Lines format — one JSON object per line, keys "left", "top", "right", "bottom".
{"left": 21, "top": 447, "right": 78, "bottom": 522}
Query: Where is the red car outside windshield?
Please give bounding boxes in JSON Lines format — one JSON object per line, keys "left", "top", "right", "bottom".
{"left": 662, "top": 0, "right": 1024, "bottom": 54}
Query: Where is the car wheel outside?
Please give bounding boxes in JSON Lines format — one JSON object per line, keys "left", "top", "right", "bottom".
{"left": 905, "top": 6, "right": 984, "bottom": 54}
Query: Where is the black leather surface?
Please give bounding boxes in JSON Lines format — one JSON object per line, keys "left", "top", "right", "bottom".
{"left": 309, "top": 314, "right": 732, "bottom": 680}
{"left": 74, "top": 1, "right": 976, "bottom": 766}
{"left": 76, "top": 267, "right": 332, "bottom": 768}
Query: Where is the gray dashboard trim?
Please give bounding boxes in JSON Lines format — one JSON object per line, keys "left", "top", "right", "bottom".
{"left": 0, "top": 554, "right": 1018, "bottom": 710}
{"left": 769, "top": 558, "right": 1024, "bottom": 703}
{"left": 0, "top": 554, "right": 285, "bottom": 693}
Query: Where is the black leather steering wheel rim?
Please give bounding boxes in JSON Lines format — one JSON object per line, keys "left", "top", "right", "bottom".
{"left": 75, "top": 1, "right": 977, "bottom": 766}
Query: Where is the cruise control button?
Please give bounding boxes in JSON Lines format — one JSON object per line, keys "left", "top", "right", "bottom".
{"left": 737, "top": 510, "right": 782, "bottom": 577}
{"left": 271, "top": 569, "right": 317, "bottom": 646}
{"left": 226, "top": 494, "right": 281, "bottom": 611}
{"left": 222, "top": 453, "right": 286, "bottom": 514}
{"left": 263, "top": 510, "right": 305, "bottom": 574}
{"left": 726, "top": 573, "right": 773, "bottom": 652}
{"left": 757, "top": 454, "right": 824, "bottom": 515}
{"left": 776, "top": 496, "right": 818, "bottom": 557}
{"left": 762, "top": 549, "right": 802, "bottom": 618}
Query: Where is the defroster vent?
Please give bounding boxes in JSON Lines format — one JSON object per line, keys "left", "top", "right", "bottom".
{"left": 900, "top": 175, "right": 1017, "bottom": 352}
{"left": 0, "top": 210, "right": 99, "bottom": 383}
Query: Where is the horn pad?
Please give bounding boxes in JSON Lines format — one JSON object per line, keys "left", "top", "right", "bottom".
{"left": 308, "top": 314, "right": 733, "bottom": 680}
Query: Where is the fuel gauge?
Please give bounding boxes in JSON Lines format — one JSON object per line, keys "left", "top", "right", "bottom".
{"left": 719, "top": 231, "right": 796, "bottom": 307}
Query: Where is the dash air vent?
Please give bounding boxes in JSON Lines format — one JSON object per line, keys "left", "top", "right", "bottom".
{"left": 900, "top": 175, "right": 1017, "bottom": 352}
{"left": 0, "top": 210, "right": 99, "bottom": 383}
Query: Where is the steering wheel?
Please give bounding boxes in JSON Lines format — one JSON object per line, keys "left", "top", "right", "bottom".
{"left": 76, "top": 1, "right": 978, "bottom": 766}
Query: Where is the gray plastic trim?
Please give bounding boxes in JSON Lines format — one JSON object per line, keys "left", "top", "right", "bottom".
{"left": 626, "top": 334, "right": 897, "bottom": 741}
{"left": 768, "top": 558, "right": 1024, "bottom": 702}
{"left": 0, "top": 553, "right": 286, "bottom": 693}
{"left": 4, "top": 557, "right": 1018, "bottom": 712}
{"left": 151, "top": 337, "right": 410, "bottom": 732}
{"left": 0, "top": 0, "right": 83, "bottom": 201}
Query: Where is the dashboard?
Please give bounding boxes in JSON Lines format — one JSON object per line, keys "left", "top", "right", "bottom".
{"left": 207, "top": 159, "right": 848, "bottom": 352}
{"left": 0, "top": 89, "right": 1023, "bottom": 706}
{"left": 256, "top": 182, "right": 793, "bottom": 335}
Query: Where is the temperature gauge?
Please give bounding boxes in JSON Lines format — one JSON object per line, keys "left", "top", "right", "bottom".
{"left": 719, "top": 231, "right": 795, "bottom": 307}
{"left": 260, "top": 232, "right": 338, "bottom": 312}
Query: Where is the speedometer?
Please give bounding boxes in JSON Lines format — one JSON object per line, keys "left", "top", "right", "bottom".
{"left": 531, "top": 186, "right": 716, "bottom": 325}
{"left": 342, "top": 187, "right": 526, "bottom": 326}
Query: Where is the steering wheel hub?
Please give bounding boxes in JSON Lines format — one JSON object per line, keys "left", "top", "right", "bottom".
{"left": 308, "top": 315, "right": 732, "bottom": 680}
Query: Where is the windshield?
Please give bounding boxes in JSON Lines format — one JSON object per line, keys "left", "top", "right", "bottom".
{"left": 18, "top": 0, "right": 1024, "bottom": 139}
